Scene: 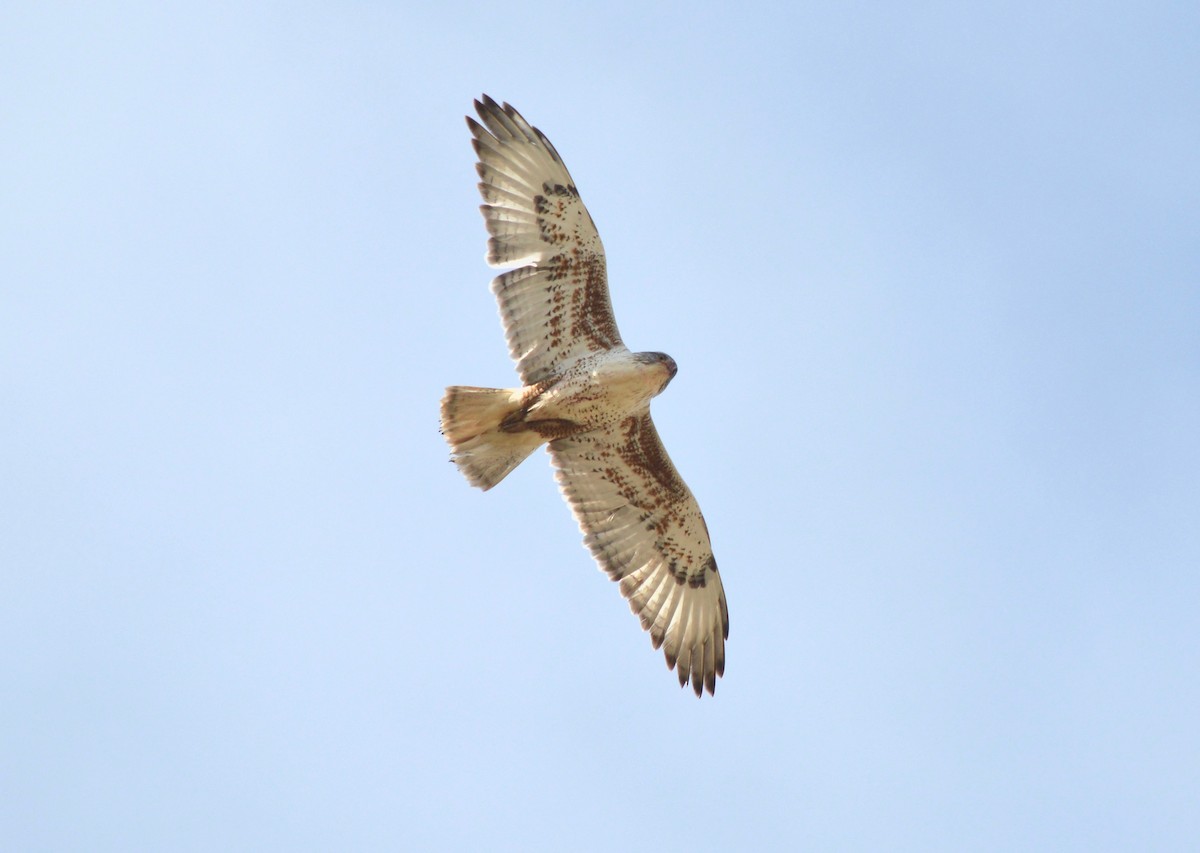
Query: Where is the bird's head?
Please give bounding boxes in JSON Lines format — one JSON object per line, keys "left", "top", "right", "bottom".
{"left": 636, "top": 351, "right": 678, "bottom": 395}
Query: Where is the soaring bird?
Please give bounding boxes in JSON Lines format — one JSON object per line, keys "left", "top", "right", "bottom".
{"left": 441, "top": 96, "right": 728, "bottom": 696}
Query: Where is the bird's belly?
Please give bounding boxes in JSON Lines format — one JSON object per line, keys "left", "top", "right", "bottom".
{"left": 528, "top": 359, "right": 658, "bottom": 433}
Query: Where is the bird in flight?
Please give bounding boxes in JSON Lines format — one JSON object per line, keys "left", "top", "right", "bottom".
{"left": 440, "top": 96, "right": 728, "bottom": 696}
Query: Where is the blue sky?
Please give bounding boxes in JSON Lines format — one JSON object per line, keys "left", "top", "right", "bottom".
{"left": 3, "top": 2, "right": 1198, "bottom": 849}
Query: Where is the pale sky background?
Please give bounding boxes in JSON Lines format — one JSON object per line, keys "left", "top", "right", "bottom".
{"left": 3, "top": 2, "right": 1198, "bottom": 850}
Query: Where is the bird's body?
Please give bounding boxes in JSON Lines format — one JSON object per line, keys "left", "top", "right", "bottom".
{"left": 440, "top": 96, "right": 728, "bottom": 696}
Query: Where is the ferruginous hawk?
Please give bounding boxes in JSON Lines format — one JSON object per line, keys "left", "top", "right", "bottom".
{"left": 440, "top": 96, "right": 728, "bottom": 697}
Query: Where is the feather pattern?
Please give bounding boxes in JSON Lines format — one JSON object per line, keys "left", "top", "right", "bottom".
{"left": 550, "top": 414, "right": 728, "bottom": 696}
{"left": 469, "top": 96, "right": 623, "bottom": 385}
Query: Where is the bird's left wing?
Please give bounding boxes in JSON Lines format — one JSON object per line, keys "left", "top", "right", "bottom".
{"left": 549, "top": 413, "right": 728, "bottom": 696}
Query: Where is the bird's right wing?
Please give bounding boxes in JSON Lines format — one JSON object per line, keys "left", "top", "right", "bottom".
{"left": 469, "top": 95, "right": 625, "bottom": 385}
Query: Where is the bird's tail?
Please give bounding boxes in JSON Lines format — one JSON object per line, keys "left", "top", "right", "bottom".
{"left": 440, "top": 386, "right": 544, "bottom": 490}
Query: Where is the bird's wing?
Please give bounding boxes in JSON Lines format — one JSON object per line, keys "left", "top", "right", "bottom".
{"left": 469, "top": 95, "right": 624, "bottom": 385}
{"left": 549, "top": 413, "right": 727, "bottom": 696}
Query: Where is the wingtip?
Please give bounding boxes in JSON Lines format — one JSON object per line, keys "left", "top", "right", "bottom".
{"left": 475, "top": 94, "right": 504, "bottom": 122}
{"left": 666, "top": 641, "right": 721, "bottom": 697}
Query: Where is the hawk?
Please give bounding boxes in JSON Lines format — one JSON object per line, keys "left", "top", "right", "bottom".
{"left": 440, "top": 96, "right": 729, "bottom": 696}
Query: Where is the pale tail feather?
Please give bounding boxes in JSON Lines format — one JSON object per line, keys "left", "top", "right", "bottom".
{"left": 440, "top": 386, "right": 543, "bottom": 490}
